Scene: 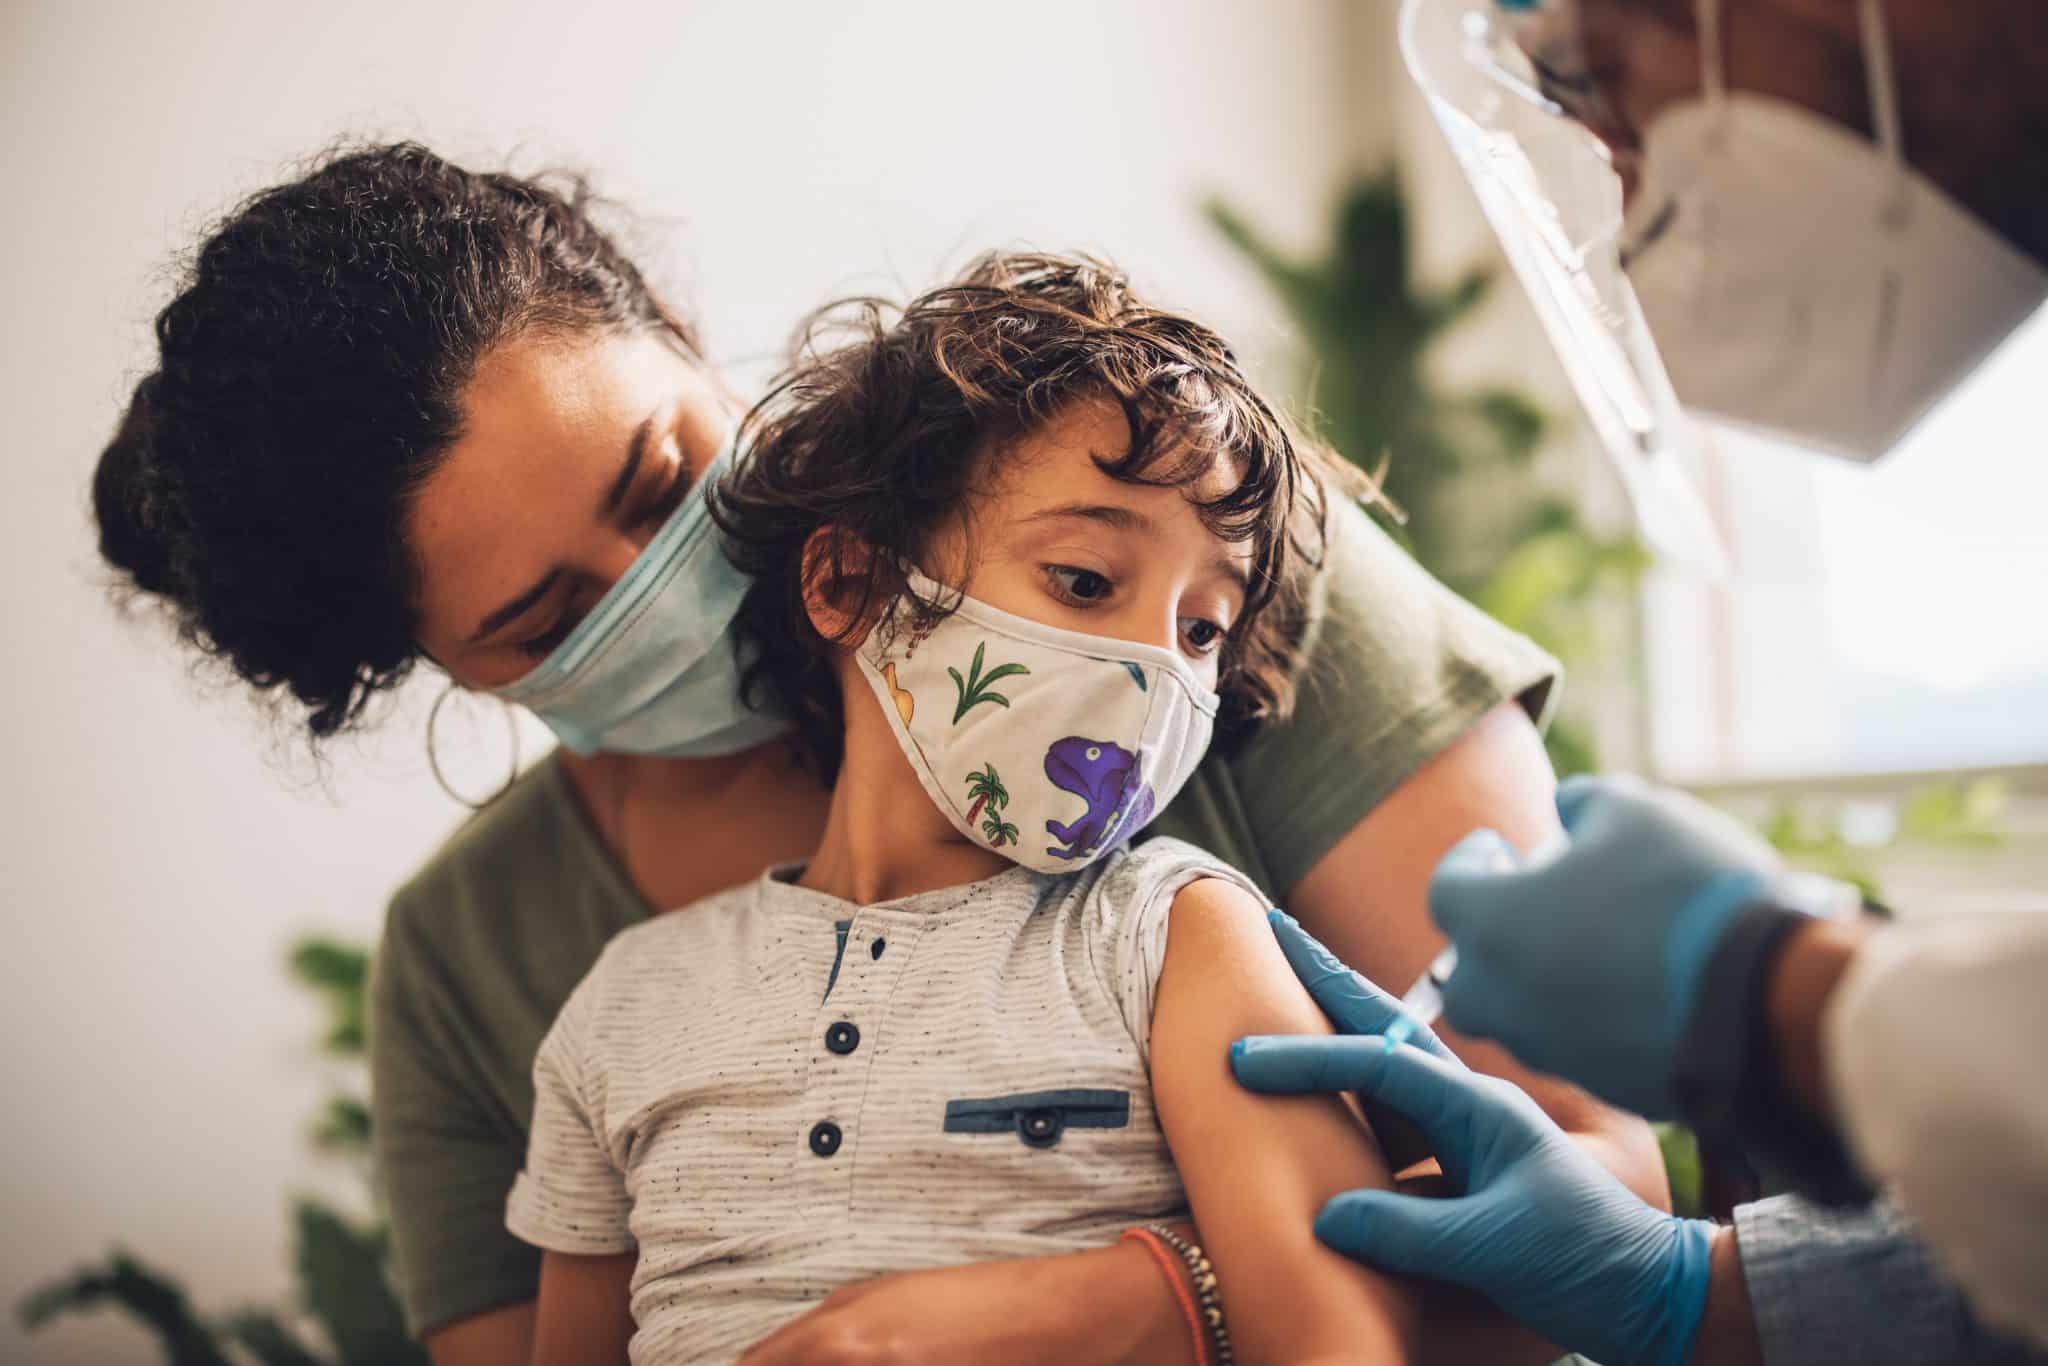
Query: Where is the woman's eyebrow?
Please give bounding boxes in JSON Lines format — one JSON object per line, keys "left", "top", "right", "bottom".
{"left": 464, "top": 409, "right": 657, "bottom": 647}
{"left": 467, "top": 569, "right": 563, "bottom": 646}
{"left": 598, "top": 414, "right": 656, "bottom": 515}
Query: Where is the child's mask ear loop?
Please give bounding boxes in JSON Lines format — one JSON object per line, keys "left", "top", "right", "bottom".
{"left": 426, "top": 680, "right": 523, "bottom": 809}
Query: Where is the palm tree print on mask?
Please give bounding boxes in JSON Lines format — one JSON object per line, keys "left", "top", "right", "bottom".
{"left": 963, "top": 763, "right": 1019, "bottom": 848}
{"left": 947, "top": 642, "right": 1030, "bottom": 724}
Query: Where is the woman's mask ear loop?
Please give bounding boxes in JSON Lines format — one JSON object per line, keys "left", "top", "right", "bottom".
{"left": 1858, "top": 0, "right": 1911, "bottom": 224}
{"left": 427, "top": 680, "right": 523, "bottom": 810}
{"left": 1696, "top": 0, "right": 1728, "bottom": 150}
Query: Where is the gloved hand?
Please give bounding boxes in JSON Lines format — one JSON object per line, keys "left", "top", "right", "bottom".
{"left": 1233, "top": 913, "right": 1716, "bottom": 1366}
{"left": 1431, "top": 772, "right": 1785, "bottom": 1118}
{"left": 1230, "top": 910, "right": 1459, "bottom": 1173}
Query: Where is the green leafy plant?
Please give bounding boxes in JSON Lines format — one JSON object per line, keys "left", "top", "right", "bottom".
{"left": 1209, "top": 169, "right": 1645, "bottom": 778}
{"left": 1755, "top": 778, "right": 2008, "bottom": 901}
{"left": 948, "top": 642, "right": 1031, "bottom": 723}
{"left": 18, "top": 939, "right": 427, "bottom": 1365}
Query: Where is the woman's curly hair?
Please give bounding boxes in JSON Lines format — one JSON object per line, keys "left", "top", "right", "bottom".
{"left": 93, "top": 141, "right": 695, "bottom": 739}
{"left": 713, "top": 251, "right": 1365, "bottom": 782}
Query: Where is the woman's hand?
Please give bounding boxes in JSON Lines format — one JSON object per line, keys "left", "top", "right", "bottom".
{"left": 737, "top": 1239, "right": 1195, "bottom": 1366}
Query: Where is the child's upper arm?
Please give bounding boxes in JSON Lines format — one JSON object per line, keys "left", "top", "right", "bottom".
{"left": 531, "top": 1250, "right": 636, "bottom": 1366}
{"left": 505, "top": 996, "right": 636, "bottom": 1256}
{"left": 507, "top": 973, "right": 639, "bottom": 1364}
{"left": 1148, "top": 876, "right": 1418, "bottom": 1365}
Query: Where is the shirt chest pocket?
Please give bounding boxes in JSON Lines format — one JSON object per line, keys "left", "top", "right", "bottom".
{"left": 942, "top": 1088, "right": 1131, "bottom": 1148}
{"left": 853, "top": 1082, "right": 1182, "bottom": 1237}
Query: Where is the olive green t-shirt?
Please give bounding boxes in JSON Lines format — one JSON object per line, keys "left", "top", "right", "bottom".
{"left": 367, "top": 498, "right": 1558, "bottom": 1337}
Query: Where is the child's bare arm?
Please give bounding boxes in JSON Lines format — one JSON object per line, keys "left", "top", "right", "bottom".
{"left": 1149, "top": 877, "right": 1419, "bottom": 1365}
{"left": 531, "top": 1250, "right": 635, "bottom": 1366}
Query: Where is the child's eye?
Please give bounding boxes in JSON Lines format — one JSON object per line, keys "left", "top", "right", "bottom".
{"left": 1179, "top": 617, "right": 1225, "bottom": 655}
{"left": 1044, "top": 565, "right": 1113, "bottom": 605}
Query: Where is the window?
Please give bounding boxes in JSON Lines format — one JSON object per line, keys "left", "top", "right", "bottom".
{"left": 1643, "top": 304, "right": 2048, "bottom": 784}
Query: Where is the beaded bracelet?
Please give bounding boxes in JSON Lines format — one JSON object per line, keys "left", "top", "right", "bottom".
{"left": 1143, "top": 1222, "right": 1234, "bottom": 1366}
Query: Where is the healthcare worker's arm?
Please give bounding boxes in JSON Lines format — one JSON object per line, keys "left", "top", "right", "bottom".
{"left": 1287, "top": 705, "right": 1671, "bottom": 1211}
{"left": 1816, "top": 913, "right": 2048, "bottom": 1346}
{"left": 1431, "top": 774, "right": 2048, "bottom": 1345}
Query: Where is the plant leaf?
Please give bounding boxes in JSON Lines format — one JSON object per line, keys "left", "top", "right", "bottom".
{"left": 311, "top": 1098, "right": 372, "bottom": 1154}
{"left": 293, "top": 1202, "right": 428, "bottom": 1366}
{"left": 289, "top": 942, "right": 366, "bottom": 992}
{"left": 223, "top": 1308, "right": 329, "bottom": 1366}
{"left": 17, "top": 1251, "right": 236, "bottom": 1366}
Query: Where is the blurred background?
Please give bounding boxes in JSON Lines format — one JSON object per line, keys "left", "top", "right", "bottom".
{"left": 3, "top": 1, "right": 2043, "bottom": 1361}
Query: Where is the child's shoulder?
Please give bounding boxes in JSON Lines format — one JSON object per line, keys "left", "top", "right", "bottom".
{"left": 577, "top": 879, "right": 762, "bottom": 998}
{"left": 1084, "top": 836, "right": 1270, "bottom": 929}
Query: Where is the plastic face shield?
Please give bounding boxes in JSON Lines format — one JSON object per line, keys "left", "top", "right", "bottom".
{"left": 1399, "top": 0, "right": 1725, "bottom": 571}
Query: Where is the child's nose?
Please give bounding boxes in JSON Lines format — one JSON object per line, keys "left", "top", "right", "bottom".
{"left": 1137, "top": 599, "right": 1181, "bottom": 655}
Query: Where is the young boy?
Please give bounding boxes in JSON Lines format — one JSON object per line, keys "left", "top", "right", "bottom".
{"left": 506, "top": 253, "right": 1417, "bottom": 1365}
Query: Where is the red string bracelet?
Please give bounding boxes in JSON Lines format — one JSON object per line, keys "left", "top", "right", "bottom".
{"left": 1122, "top": 1225, "right": 1212, "bottom": 1366}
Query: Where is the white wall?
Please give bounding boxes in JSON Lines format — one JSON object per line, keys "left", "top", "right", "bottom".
{"left": 0, "top": 2, "right": 1395, "bottom": 1359}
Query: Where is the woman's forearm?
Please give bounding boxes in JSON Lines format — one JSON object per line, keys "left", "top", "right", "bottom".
{"left": 1289, "top": 701, "right": 1672, "bottom": 1215}
{"left": 1413, "top": 1282, "right": 1562, "bottom": 1366}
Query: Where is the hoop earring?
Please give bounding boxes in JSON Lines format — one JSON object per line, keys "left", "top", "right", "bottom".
{"left": 426, "top": 682, "right": 523, "bottom": 810}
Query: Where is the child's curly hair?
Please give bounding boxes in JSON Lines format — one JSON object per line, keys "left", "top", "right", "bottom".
{"left": 712, "top": 251, "right": 1365, "bottom": 781}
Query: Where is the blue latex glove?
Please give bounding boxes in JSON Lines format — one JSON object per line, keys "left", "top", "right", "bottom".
{"left": 1234, "top": 909, "right": 1463, "bottom": 1067}
{"left": 1431, "top": 773, "right": 1784, "bottom": 1118}
{"left": 1233, "top": 914, "right": 1716, "bottom": 1366}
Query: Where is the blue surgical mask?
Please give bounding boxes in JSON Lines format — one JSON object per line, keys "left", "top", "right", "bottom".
{"left": 491, "top": 430, "right": 788, "bottom": 758}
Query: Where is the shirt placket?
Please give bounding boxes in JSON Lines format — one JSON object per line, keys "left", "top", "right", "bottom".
{"left": 793, "top": 908, "right": 923, "bottom": 1219}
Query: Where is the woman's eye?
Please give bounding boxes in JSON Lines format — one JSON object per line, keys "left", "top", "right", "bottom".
{"left": 1179, "top": 617, "right": 1225, "bottom": 655}
{"left": 634, "top": 463, "right": 690, "bottom": 527}
{"left": 1045, "top": 565, "right": 1113, "bottom": 605}
{"left": 516, "top": 616, "right": 577, "bottom": 659}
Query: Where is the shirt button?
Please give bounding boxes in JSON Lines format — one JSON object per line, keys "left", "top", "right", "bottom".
{"left": 1017, "top": 1108, "right": 1064, "bottom": 1148}
{"left": 809, "top": 1121, "right": 843, "bottom": 1157}
{"left": 825, "top": 1021, "right": 861, "bottom": 1055}
{"left": 870, "top": 936, "right": 887, "bottom": 960}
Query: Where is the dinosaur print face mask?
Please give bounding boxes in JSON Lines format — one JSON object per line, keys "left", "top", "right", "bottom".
{"left": 854, "top": 570, "right": 1220, "bottom": 874}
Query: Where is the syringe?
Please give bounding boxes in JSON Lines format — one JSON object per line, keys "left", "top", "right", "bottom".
{"left": 1382, "top": 832, "right": 1528, "bottom": 1051}
{"left": 1381, "top": 944, "right": 1459, "bottom": 1051}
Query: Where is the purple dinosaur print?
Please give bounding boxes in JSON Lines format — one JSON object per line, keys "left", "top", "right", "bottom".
{"left": 1043, "top": 735, "right": 1154, "bottom": 861}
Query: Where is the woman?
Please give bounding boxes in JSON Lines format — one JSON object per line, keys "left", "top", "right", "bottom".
{"left": 94, "top": 142, "right": 1664, "bottom": 1365}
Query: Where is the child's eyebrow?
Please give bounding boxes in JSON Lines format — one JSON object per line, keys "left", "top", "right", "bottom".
{"left": 1024, "top": 502, "right": 1152, "bottom": 533}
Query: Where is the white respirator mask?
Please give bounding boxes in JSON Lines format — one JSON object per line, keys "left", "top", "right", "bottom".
{"left": 1619, "top": 0, "right": 2048, "bottom": 462}
{"left": 1402, "top": 0, "right": 2048, "bottom": 570}
{"left": 853, "top": 571, "right": 1219, "bottom": 875}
